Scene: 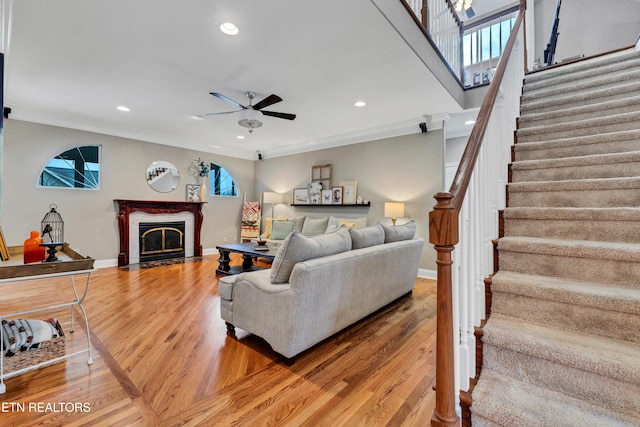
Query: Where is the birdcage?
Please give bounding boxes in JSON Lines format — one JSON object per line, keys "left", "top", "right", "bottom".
{"left": 40, "top": 204, "right": 64, "bottom": 262}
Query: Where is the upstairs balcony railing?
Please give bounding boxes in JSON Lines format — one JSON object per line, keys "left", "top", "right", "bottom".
{"left": 406, "top": 0, "right": 519, "bottom": 89}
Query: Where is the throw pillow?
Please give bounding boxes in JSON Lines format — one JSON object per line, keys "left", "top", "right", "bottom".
{"left": 270, "top": 227, "right": 352, "bottom": 284}
{"left": 381, "top": 220, "right": 416, "bottom": 243}
{"left": 325, "top": 216, "right": 367, "bottom": 233}
{"left": 271, "top": 220, "right": 294, "bottom": 240}
{"left": 338, "top": 219, "right": 357, "bottom": 230}
{"left": 262, "top": 216, "right": 287, "bottom": 239}
{"left": 350, "top": 222, "right": 385, "bottom": 249}
{"left": 291, "top": 216, "right": 306, "bottom": 233}
{"left": 301, "top": 216, "right": 330, "bottom": 236}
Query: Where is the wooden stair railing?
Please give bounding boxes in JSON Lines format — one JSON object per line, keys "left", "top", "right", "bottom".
{"left": 429, "top": 2, "right": 527, "bottom": 426}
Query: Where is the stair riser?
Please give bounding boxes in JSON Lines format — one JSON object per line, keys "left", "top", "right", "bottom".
{"left": 517, "top": 120, "right": 640, "bottom": 144}
{"left": 491, "top": 292, "right": 640, "bottom": 343}
{"left": 508, "top": 187, "right": 640, "bottom": 208}
{"left": 514, "top": 139, "right": 640, "bottom": 161}
{"left": 483, "top": 344, "right": 640, "bottom": 421}
{"left": 518, "top": 102, "right": 640, "bottom": 129}
{"left": 499, "top": 249, "right": 640, "bottom": 287}
{"left": 522, "top": 84, "right": 640, "bottom": 115}
{"left": 511, "top": 161, "right": 640, "bottom": 182}
{"left": 504, "top": 217, "right": 640, "bottom": 242}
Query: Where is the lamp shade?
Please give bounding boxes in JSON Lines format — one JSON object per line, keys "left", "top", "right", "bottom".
{"left": 384, "top": 202, "right": 405, "bottom": 219}
{"left": 263, "top": 192, "right": 284, "bottom": 204}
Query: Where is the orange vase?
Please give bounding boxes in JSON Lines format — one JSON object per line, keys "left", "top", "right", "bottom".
{"left": 24, "top": 231, "right": 46, "bottom": 264}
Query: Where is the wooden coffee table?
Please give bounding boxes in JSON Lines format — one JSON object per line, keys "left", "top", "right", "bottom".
{"left": 215, "top": 243, "right": 278, "bottom": 276}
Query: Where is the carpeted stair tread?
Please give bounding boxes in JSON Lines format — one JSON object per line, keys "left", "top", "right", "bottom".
{"left": 523, "top": 54, "right": 640, "bottom": 93}
{"left": 482, "top": 314, "right": 640, "bottom": 385}
{"left": 518, "top": 94, "right": 640, "bottom": 128}
{"left": 520, "top": 80, "right": 640, "bottom": 115}
{"left": 509, "top": 176, "right": 640, "bottom": 193}
{"left": 513, "top": 129, "right": 640, "bottom": 161}
{"left": 491, "top": 271, "right": 640, "bottom": 316}
{"left": 524, "top": 48, "right": 640, "bottom": 85}
{"left": 516, "top": 111, "right": 640, "bottom": 143}
{"left": 472, "top": 370, "right": 638, "bottom": 427}
{"left": 512, "top": 150, "right": 640, "bottom": 171}
{"left": 503, "top": 206, "right": 640, "bottom": 221}
{"left": 522, "top": 67, "right": 640, "bottom": 102}
{"left": 497, "top": 236, "right": 640, "bottom": 263}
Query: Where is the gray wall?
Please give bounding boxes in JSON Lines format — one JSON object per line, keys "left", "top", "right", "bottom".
{"left": 534, "top": 0, "right": 640, "bottom": 65}
{"left": 2, "top": 119, "right": 255, "bottom": 263}
{"left": 255, "top": 130, "right": 445, "bottom": 271}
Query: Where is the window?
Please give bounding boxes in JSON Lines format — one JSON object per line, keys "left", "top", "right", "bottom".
{"left": 209, "top": 163, "right": 238, "bottom": 196}
{"left": 38, "top": 146, "right": 100, "bottom": 189}
{"left": 461, "top": 11, "right": 518, "bottom": 86}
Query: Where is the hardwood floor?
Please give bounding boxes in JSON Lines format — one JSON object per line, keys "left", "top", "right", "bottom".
{"left": 0, "top": 255, "right": 437, "bottom": 426}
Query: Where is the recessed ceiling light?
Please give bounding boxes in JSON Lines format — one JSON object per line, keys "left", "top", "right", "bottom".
{"left": 465, "top": 120, "right": 476, "bottom": 125}
{"left": 191, "top": 115, "right": 204, "bottom": 120}
{"left": 354, "top": 101, "right": 366, "bottom": 107}
{"left": 117, "top": 106, "right": 130, "bottom": 112}
{"left": 220, "top": 22, "right": 239, "bottom": 35}
{"left": 236, "top": 135, "right": 245, "bottom": 139}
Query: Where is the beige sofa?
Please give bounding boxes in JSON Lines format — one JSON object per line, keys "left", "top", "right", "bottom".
{"left": 218, "top": 221, "right": 424, "bottom": 359}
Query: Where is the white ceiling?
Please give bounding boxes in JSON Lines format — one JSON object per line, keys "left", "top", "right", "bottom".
{"left": 3, "top": 0, "right": 513, "bottom": 160}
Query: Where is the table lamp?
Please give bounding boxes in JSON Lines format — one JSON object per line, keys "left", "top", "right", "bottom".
{"left": 384, "top": 202, "right": 405, "bottom": 226}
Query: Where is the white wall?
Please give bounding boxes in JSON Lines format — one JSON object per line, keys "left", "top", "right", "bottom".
{"left": 2, "top": 119, "right": 255, "bottom": 264}
{"left": 254, "top": 130, "right": 445, "bottom": 271}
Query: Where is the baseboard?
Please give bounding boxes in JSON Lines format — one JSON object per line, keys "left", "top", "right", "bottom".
{"left": 95, "top": 258, "right": 118, "bottom": 268}
{"left": 418, "top": 268, "right": 436, "bottom": 279}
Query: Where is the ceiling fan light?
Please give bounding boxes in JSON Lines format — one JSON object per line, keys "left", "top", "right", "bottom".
{"left": 238, "top": 108, "right": 263, "bottom": 133}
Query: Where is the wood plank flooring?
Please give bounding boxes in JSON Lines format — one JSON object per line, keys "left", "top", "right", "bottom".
{"left": 0, "top": 255, "right": 437, "bottom": 426}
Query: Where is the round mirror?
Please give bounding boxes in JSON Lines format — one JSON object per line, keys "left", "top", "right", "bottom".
{"left": 146, "top": 161, "right": 180, "bottom": 193}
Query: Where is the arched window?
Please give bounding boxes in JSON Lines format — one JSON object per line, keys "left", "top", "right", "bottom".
{"left": 209, "top": 162, "right": 237, "bottom": 196}
{"left": 38, "top": 146, "right": 101, "bottom": 189}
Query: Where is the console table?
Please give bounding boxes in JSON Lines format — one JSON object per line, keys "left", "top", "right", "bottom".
{"left": 0, "top": 247, "right": 95, "bottom": 394}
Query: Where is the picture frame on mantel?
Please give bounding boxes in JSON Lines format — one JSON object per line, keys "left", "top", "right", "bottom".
{"left": 340, "top": 181, "right": 357, "bottom": 204}
{"left": 332, "top": 186, "right": 343, "bottom": 205}
{"left": 186, "top": 184, "right": 201, "bottom": 202}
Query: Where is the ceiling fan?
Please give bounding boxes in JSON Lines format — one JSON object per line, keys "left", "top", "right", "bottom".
{"left": 205, "top": 91, "right": 296, "bottom": 133}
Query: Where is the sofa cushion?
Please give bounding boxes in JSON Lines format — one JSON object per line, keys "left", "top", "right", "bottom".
{"left": 325, "top": 216, "right": 367, "bottom": 233}
{"left": 350, "top": 222, "right": 385, "bottom": 249}
{"left": 381, "top": 220, "right": 416, "bottom": 243}
{"left": 301, "top": 216, "right": 329, "bottom": 236}
{"left": 270, "top": 227, "right": 352, "bottom": 284}
{"left": 271, "top": 220, "right": 294, "bottom": 240}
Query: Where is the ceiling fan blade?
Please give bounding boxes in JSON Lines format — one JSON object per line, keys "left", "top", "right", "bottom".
{"left": 203, "top": 110, "right": 241, "bottom": 116}
{"left": 261, "top": 110, "right": 296, "bottom": 120}
{"left": 210, "top": 92, "right": 246, "bottom": 109}
{"left": 252, "top": 94, "right": 282, "bottom": 110}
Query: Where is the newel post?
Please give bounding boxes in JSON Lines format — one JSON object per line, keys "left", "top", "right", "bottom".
{"left": 429, "top": 192, "right": 460, "bottom": 427}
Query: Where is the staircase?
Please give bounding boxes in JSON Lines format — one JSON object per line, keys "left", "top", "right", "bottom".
{"left": 470, "top": 48, "right": 640, "bottom": 426}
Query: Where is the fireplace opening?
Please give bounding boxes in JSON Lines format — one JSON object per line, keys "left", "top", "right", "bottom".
{"left": 139, "top": 221, "right": 185, "bottom": 262}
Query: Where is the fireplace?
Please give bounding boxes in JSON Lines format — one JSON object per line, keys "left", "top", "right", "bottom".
{"left": 139, "top": 221, "right": 185, "bottom": 262}
{"left": 116, "top": 200, "right": 204, "bottom": 266}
